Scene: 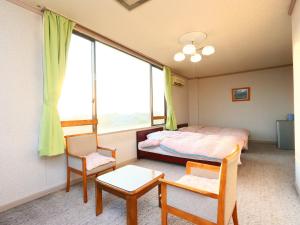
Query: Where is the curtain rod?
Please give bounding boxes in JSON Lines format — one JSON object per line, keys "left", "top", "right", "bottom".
{"left": 74, "top": 24, "right": 163, "bottom": 69}
{"left": 44, "top": 7, "right": 163, "bottom": 69}
{"left": 6, "top": 0, "right": 163, "bottom": 69}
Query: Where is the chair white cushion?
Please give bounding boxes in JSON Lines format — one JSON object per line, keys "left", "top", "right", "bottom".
{"left": 176, "top": 174, "right": 220, "bottom": 194}
{"left": 86, "top": 152, "right": 115, "bottom": 171}
{"left": 87, "top": 161, "right": 116, "bottom": 175}
{"left": 167, "top": 185, "right": 218, "bottom": 223}
{"left": 68, "top": 153, "right": 116, "bottom": 174}
{"left": 190, "top": 167, "right": 220, "bottom": 179}
{"left": 166, "top": 175, "right": 220, "bottom": 223}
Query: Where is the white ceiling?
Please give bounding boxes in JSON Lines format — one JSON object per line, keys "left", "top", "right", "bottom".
{"left": 22, "top": 0, "right": 293, "bottom": 78}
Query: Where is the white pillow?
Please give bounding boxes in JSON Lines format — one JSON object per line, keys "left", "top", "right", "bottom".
{"left": 146, "top": 131, "right": 181, "bottom": 140}
{"left": 138, "top": 139, "right": 160, "bottom": 148}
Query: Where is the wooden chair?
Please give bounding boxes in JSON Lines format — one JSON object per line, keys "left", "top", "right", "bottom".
{"left": 62, "top": 120, "right": 117, "bottom": 203}
{"left": 160, "top": 146, "right": 240, "bottom": 225}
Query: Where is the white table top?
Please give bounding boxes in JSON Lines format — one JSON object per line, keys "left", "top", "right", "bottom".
{"left": 96, "top": 165, "right": 163, "bottom": 192}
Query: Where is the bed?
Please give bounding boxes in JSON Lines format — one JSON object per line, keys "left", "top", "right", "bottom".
{"left": 136, "top": 124, "right": 249, "bottom": 166}
{"left": 178, "top": 125, "right": 250, "bottom": 150}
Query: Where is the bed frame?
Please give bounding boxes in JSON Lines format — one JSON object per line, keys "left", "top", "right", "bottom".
{"left": 136, "top": 123, "right": 221, "bottom": 166}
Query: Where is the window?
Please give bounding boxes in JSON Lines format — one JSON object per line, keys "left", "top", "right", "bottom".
{"left": 96, "top": 42, "right": 151, "bottom": 133}
{"left": 58, "top": 34, "right": 93, "bottom": 121}
{"left": 151, "top": 66, "right": 166, "bottom": 125}
{"left": 59, "top": 33, "right": 166, "bottom": 134}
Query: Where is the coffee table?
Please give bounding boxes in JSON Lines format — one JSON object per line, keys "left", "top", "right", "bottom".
{"left": 95, "top": 165, "right": 164, "bottom": 225}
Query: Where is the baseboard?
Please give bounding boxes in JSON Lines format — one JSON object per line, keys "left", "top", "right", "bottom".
{"left": 0, "top": 158, "right": 137, "bottom": 213}
{"left": 0, "top": 177, "right": 81, "bottom": 213}
{"left": 249, "top": 140, "right": 276, "bottom": 145}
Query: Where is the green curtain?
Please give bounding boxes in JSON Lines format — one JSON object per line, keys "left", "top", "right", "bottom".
{"left": 164, "top": 66, "right": 177, "bottom": 130}
{"left": 39, "top": 11, "right": 75, "bottom": 156}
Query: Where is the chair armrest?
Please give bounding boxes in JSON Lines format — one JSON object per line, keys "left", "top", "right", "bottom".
{"left": 159, "top": 178, "right": 218, "bottom": 199}
{"left": 97, "top": 146, "right": 116, "bottom": 151}
{"left": 97, "top": 146, "right": 116, "bottom": 158}
{"left": 186, "top": 161, "right": 220, "bottom": 175}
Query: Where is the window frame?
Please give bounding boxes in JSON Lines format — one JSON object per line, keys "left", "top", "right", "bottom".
{"left": 150, "top": 64, "right": 167, "bottom": 126}
{"left": 64, "top": 31, "right": 166, "bottom": 133}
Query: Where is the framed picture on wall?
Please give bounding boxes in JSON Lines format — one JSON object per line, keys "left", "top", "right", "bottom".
{"left": 232, "top": 87, "right": 250, "bottom": 101}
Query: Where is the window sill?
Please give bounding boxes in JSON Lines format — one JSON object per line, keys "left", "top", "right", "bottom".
{"left": 98, "top": 125, "right": 165, "bottom": 136}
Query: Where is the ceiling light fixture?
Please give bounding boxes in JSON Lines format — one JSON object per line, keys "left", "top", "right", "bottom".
{"left": 202, "top": 45, "right": 215, "bottom": 56}
{"left": 174, "top": 52, "right": 185, "bottom": 62}
{"left": 190, "top": 53, "right": 202, "bottom": 63}
{"left": 182, "top": 43, "right": 196, "bottom": 55}
{"left": 173, "top": 32, "right": 215, "bottom": 63}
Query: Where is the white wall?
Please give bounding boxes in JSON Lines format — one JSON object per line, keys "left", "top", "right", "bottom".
{"left": 292, "top": 1, "right": 300, "bottom": 194}
{"left": 172, "top": 74, "right": 189, "bottom": 125}
{"left": 0, "top": 1, "right": 189, "bottom": 211}
{"left": 188, "top": 66, "right": 294, "bottom": 142}
{"left": 0, "top": 0, "right": 46, "bottom": 210}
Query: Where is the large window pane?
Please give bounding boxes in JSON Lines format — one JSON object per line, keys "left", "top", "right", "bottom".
{"left": 96, "top": 42, "right": 151, "bottom": 133}
{"left": 58, "top": 34, "right": 93, "bottom": 134}
{"left": 58, "top": 34, "right": 93, "bottom": 121}
{"left": 152, "top": 67, "right": 165, "bottom": 125}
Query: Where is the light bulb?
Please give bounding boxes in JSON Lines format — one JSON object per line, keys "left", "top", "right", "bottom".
{"left": 182, "top": 44, "right": 196, "bottom": 55}
{"left": 174, "top": 52, "right": 185, "bottom": 62}
{"left": 202, "top": 45, "right": 215, "bottom": 56}
{"left": 190, "top": 53, "right": 202, "bottom": 63}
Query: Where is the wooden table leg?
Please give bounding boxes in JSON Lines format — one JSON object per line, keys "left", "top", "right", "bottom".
{"left": 158, "top": 183, "right": 161, "bottom": 208}
{"left": 95, "top": 182, "right": 103, "bottom": 216}
{"left": 126, "top": 195, "right": 137, "bottom": 225}
{"left": 158, "top": 174, "right": 164, "bottom": 208}
{"left": 161, "top": 183, "right": 168, "bottom": 225}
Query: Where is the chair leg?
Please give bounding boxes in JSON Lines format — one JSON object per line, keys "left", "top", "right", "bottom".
{"left": 81, "top": 158, "right": 88, "bottom": 203}
{"left": 82, "top": 172, "right": 88, "bottom": 203}
{"left": 232, "top": 202, "right": 239, "bottom": 225}
{"left": 162, "top": 209, "right": 168, "bottom": 225}
{"left": 66, "top": 167, "right": 71, "bottom": 192}
{"left": 161, "top": 183, "right": 168, "bottom": 225}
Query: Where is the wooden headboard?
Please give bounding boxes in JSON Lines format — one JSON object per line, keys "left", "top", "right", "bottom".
{"left": 136, "top": 127, "right": 163, "bottom": 144}
{"left": 177, "top": 123, "right": 188, "bottom": 129}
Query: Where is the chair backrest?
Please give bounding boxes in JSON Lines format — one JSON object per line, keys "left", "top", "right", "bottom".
{"left": 62, "top": 119, "right": 98, "bottom": 156}
{"left": 66, "top": 133, "right": 98, "bottom": 156}
{"left": 218, "top": 145, "right": 240, "bottom": 225}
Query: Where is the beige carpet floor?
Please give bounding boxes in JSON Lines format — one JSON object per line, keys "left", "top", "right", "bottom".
{"left": 0, "top": 143, "right": 299, "bottom": 225}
